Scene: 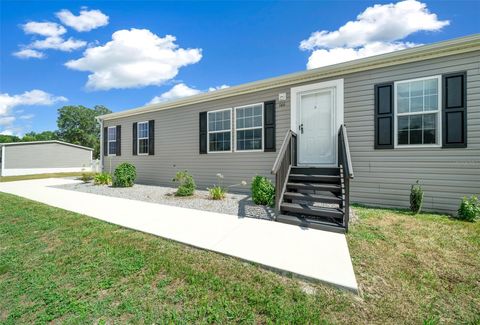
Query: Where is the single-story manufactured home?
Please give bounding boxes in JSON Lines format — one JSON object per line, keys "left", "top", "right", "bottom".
{"left": 0, "top": 140, "right": 93, "bottom": 177}
{"left": 98, "top": 34, "right": 480, "bottom": 232}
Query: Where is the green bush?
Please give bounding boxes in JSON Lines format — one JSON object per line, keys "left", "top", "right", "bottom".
{"left": 410, "top": 180, "right": 424, "bottom": 214}
{"left": 81, "top": 173, "right": 93, "bottom": 183}
{"left": 113, "top": 163, "right": 136, "bottom": 187}
{"left": 172, "top": 170, "right": 196, "bottom": 196}
{"left": 94, "top": 172, "right": 112, "bottom": 186}
{"left": 251, "top": 175, "right": 275, "bottom": 207}
{"left": 457, "top": 195, "right": 480, "bottom": 222}
{"left": 209, "top": 185, "right": 226, "bottom": 200}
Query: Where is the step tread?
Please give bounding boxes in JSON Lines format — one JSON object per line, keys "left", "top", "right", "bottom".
{"left": 283, "top": 191, "right": 342, "bottom": 203}
{"left": 286, "top": 182, "right": 342, "bottom": 190}
{"left": 290, "top": 167, "right": 340, "bottom": 176}
{"left": 289, "top": 174, "right": 340, "bottom": 179}
{"left": 276, "top": 214, "right": 345, "bottom": 233}
{"left": 280, "top": 202, "right": 344, "bottom": 218}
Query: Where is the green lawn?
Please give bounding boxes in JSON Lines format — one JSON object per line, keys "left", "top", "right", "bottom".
{"left": 0, "top": 172, "right": 92, "bottom": 183}
{"left": 0, "top": 193, "right": 479, "bottom": 324}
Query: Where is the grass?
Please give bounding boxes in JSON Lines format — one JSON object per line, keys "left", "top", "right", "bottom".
{"left": 0, "top": 172, "right": 93, "bottom": 183}
{"left": 0, "top": 194, "right": 479, "bottom": 324}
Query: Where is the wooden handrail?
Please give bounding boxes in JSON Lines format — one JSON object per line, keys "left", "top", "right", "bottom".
{"left": 271, "top": 129, "right": 297, "bottom": 211}
{"left": 338, "top": 124, "right": 353, "bottom": 231}
{"left": 271, "top": 130, "right": 297, "bottom": 174}
{"left": 339, "top": 125, "right": 354, "bottom": 179}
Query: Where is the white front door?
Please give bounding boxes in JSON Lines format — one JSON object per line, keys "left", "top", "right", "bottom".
{"left": 291, "top": 79, "right": 344, "bottom": 166}
{"left": 298, "top": 88, "right": 336, "bottom": 165}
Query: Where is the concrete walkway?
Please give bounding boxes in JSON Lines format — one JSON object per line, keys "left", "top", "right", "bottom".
{"left": 0, "top": 178, "right": 358, "bottom": 292}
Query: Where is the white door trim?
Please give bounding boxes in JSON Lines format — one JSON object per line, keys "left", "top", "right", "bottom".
{"left": 290, "top": 79, "right": 344, "bottom": 166}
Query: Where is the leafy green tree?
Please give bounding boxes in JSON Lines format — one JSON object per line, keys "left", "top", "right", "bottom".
{"left": 22, "top": 131, "right": 59, "bottom": 142}
{"left": 57, "top": 105, "right": 111, "bottom": 158}
{"left": 0, "top": 135, "right": 20, "bottom": 143}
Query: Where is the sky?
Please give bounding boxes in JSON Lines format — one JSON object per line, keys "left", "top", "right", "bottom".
{"left": 0, "top": 0, "right": 478, "bottom": 136}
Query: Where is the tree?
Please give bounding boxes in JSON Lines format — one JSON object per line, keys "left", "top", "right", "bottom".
{"left": 22, "top": 131, "right": 59, "bottom": 142}
{"left": 57, "top": 105, "right": 111, "bottom": 158}
{"left": 0, "top": 135, "right": 20, "bottom": 143}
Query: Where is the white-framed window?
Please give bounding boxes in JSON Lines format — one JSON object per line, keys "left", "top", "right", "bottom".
{"left": 107, "top": 126, "right": 117, "bottom": 155}
{"left": 235, "top": 103, "right": 263, "bottom": 151}
{"left": 394, "top": 76, "right": 442, "bottom": 147}
{"left": 137, "top": 121, "right": 149, "bottom": 155}
{"left": 207, "top": 108, "right": 232, "bottom": 152}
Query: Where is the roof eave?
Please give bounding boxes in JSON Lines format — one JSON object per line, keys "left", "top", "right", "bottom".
{"left": 99, "top": 33, "right": 480, "bottom": 121}
{"left": 0, "top": 140, "right": 93, "bottom": 151}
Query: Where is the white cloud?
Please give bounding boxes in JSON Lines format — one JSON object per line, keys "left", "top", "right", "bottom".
{"left": 19, "top": 114, "right": 35, "bottom": 120}
{"left": 65, "top": 28, "right": 202, "bottom": 90}
{"left": 208, "top": 84, "right": 230, "bottom": 92}
{"left": 13, "top": 49, "right": 45, "bottom": 59}
{"left": 148, "top": 83, "right": 202, "bottom": 104}
{"left": 22, "top": 21, "right": 66, "bottom": 37}
{"left": 306, "top": 41, "right": 417, "bottom": 69}
{"left": 300, "top": 0, "right": 449, "bottom": 69}
{"left": 0, "top": 129, "right": 14, "bottom": 136}
{"left": 14, "top": 19, "right": 88, "bottom": 59}
{"left": 0, "top": 90, "right": 67, "bottom": 135}
{"left": 147, "top": 83, "right": 230, "bottom": 105}
{"left": 0, "top": 90, "right": 67, "bottom": 115}
{"left": 31, "top": 36, "right": 87, "bottom": 52}
{"left": 56, "top": 8, "right": 109, "bottom": 32}
{"left": 0, "top": 116, "right": 16, "bottom": 127}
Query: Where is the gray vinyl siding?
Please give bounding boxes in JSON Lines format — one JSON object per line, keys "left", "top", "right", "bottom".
{"left": 104, "top": 50, "right": 480, "bottom": 214}
{"left": 344, "top": 50, "right": 480, "bottom": 214}
{"left": 4, "top": 143, "right": 92, "bottom": 169}
{"left": 103, "top": 88, "right": 291, "bottom": 191}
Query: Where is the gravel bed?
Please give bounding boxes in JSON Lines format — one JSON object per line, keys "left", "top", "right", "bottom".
{"left": 54, "top": 182, "right": 276, "bottom": 220}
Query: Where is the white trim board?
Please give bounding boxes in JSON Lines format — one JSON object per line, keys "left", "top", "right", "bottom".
{"left": 1, "top": 167, "right": 93, "bottom": 177}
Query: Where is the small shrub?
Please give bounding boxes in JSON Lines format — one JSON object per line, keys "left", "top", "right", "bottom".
{"left": 81, "top": 173, "right": 93, "bottom": 183}
{"left": 251, "top": 175, "right": 275, "bottom": 207}
{"left": 209, "top": 186, "right": 226, "bottom": 200}
{"left": 113, "top": 163, "right": 136, "bottom": 187}
{"left": 94, "top": 172, "right": 112, "bottom": 186}
{"left": 172, "top": 170, "right": 196, "bottom": 196}
{"left": 208, "top": 173, "right": 227, "bottom": 200}
{"left": 457, "top": 195, "right": 480, "bottom": 222}
{"left": 410, "top": 180, "right": 424, "bottom": 214}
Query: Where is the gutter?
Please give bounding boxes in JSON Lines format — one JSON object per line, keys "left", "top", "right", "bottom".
{"left": 95, "top": 116, "right": 103, "bottom": 172}
{"left": 98, "top": 33, "right": 480, "bottom": 121}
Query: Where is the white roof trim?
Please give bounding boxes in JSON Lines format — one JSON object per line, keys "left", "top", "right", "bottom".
{"left": 0, "top": 140, "right": 93, "bottom": 151}
{"left": 99, "top": 33, "right": 480, "bottom": 121}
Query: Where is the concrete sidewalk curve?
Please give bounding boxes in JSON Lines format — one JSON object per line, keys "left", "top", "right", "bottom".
{"left": 0, "top": 178, "right": 358, "bottom": 292}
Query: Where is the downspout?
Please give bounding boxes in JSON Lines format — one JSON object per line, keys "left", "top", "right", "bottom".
{"left": 96, "top": 116, "right": 103, "bottom": 172}
{"left": 1, "top": 145, "right": 4, "bottom": 177}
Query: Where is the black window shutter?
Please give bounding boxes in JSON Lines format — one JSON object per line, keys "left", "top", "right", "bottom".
{"left": 148, "top": 120, "right": 155, "bottom": 155}
{"left": 132, "top": 122, "right": 138, "bottom": 155}
{"left": 199, "top": 112, "right": 207, "bottom": 154}
{"left": 116, "top": 125, "right": 121, "bottom": 156}
{"left": 442, "top": 72, "right": 467, "bottom": 148}
{"left": 103, "top": 127, "right": 108, "bottom": 156}
{"left": 374, "top": 83, "right": 394, "bottom": 149}
{"left": 264, "top": 100, "right": 276, "bottom": 152}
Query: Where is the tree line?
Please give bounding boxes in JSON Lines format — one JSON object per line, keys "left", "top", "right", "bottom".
{"left": 0, "top": 105, "right": 111, "bottom": 158}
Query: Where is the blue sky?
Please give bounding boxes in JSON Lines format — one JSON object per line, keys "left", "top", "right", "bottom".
{"left": 0, "top": 0, "right": 478, "bottom": 136}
